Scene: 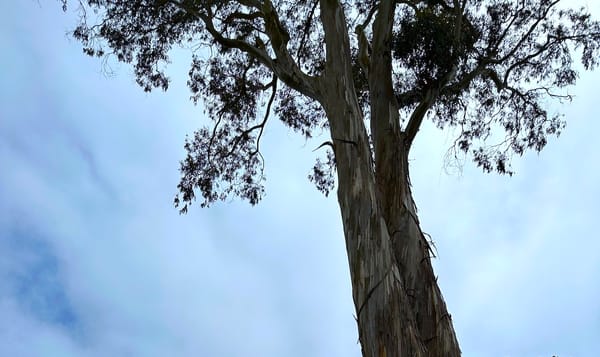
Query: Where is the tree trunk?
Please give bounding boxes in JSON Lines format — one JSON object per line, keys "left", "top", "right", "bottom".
{"left": 318, "top": 1, "right": 461, "bottom": 356}
{"left": 367, "top": 0, "right": 462, "bottom": 354}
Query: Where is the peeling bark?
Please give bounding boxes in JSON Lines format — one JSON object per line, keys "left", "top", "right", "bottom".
{"left": 319, "top": 1, "right": 461, "bottom": 356}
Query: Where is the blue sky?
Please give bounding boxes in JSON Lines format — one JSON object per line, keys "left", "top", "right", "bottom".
{"left": 1, "top": 1, "right": 599, "bottom": 356}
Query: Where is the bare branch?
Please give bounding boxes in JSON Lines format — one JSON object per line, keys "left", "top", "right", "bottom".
{"left": 498, "top": 0, "right": 560, "bottom": 63}
{"left": 250, "top": 75, "right": 278, "bottom": 156}
{"left": 296, "top": 0, "right": 319, "bottom": 66}
{"left": 404, "top": 87, "right": 438, "bottom": 150}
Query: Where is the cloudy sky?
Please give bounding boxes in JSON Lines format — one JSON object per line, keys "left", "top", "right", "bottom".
{"left": 1, "top": 1, "right": 599, "bottom": 356}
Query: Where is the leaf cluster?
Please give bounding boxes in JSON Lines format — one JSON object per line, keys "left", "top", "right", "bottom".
{"left": 392, "top": 4, "right": 479, "bottom": 90}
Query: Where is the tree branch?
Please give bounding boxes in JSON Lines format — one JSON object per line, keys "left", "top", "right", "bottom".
{"left": 168, "top": 0, "right": 321, "bottom": 101}
{"left": 498, "top": 0, "right": 560, "bottom": 63}
{"left": 296, "top": 0, "right": 319, "bottom": 66}
{"left": 167, "top": 0, "right": 273, "bottom": 65}
{"left": 404, "top": 88, "right": 438, "bottom": 150}
{"left": 250, "top": 76, "right": 278, "bottom": 156}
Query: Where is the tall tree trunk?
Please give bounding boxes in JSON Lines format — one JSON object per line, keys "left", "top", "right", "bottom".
{"left": 319, "top": 1, "right": 461, "bottom": 356}
{"left": 319, "top": 1, "right": 423, "bottom": 355}
{"left": 367, "top": 0, "right": 462, "bottom": 355}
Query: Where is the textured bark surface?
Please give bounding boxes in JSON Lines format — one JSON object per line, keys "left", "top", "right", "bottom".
{"left": 319, "top": 1, "right": 461, "bottom": 356}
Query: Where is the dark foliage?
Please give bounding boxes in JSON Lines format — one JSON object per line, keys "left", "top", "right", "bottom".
{"left": 62, "top": 0, "right": 600, "bottom": 211}
{"left": 308, "top": 147, "right": 336, "bottom": 196}
{"left": 392, "top": 5, "right": 480, "bottom": 90}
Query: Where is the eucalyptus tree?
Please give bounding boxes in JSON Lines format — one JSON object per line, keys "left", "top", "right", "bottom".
{"left": 62, "top": 0, "right": 600, "bottom": 355}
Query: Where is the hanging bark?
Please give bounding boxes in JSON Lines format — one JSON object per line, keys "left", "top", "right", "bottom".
{"left": 318, "top": 1, "right": 459, "bottom": 355}
{"left": 367, "top": 1, "right": 462, "bottom": 355}
{"left": 316, "top": 0, "right": 461, "bottom": 355}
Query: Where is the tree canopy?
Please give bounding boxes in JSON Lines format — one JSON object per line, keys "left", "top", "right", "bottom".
{"left": 62, "top": 0, "right": 600, "bottom": 212}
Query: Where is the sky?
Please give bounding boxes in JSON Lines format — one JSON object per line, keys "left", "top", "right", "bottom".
{"left": 1, "top": 1, "right": 599, "bottom": 357}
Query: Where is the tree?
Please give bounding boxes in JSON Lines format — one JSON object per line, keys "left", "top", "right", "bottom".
{"left": 61, "top": 0, "right": 600, "bottom": 355}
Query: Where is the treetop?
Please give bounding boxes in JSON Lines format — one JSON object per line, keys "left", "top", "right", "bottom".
{"left": 61, "top": 0, "right": 600, "bottom": 211}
